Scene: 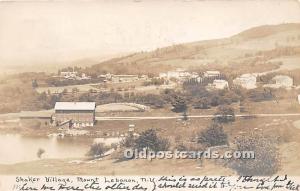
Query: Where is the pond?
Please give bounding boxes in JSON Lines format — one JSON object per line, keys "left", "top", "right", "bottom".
{"left": 0, "top": 134, "right": 93, "bottom": 164}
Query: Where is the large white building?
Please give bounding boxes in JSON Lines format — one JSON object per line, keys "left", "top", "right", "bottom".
{"left": 111, "top": 75, "right": 139, "bottom": 83}
{"left": 273, "top": 75, "right": 293, "bottom": 88}
{"left": 264, "top": 75, "right": 294, "bottom": 89}
{"left": 159, "top": 68, "right": 193, "bottom": 81}
{"left": 233, "top": 74, "right": 257, "bottom": 89}
{"left": 54, "top": 102, "right": 96, "bottom": 128}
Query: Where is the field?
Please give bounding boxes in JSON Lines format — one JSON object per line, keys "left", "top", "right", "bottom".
{"left": 1, "top": 114, "right": 300, "bottom": 175}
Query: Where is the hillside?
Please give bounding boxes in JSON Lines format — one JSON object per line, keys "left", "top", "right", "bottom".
{"left": 85, "top": 23, "right": 300, "bottom": 75}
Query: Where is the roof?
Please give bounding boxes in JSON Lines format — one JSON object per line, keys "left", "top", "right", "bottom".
{"left": 213, "top": 79, "right": 228, "bottom": 83}
{"left": 273, "top": 75, "right": 293, "bottom": 80}
{"left": 206, "top": 70, "right": 220, "bottom": 74}
{"left": 113, "top": 75, "right": 138, "bottom": 77}
{"left": 20, "top": 110, "right": 54, "bottom": 118}
{"left": 240, "top": 73, "right": 257, "bottom": 78}
{"left": 54, "top": 102, "right": 96, "bottom": 111}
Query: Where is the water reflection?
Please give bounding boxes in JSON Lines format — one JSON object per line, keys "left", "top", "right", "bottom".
{"left": 0, "top": 134, "right": 92, "bottom": 164}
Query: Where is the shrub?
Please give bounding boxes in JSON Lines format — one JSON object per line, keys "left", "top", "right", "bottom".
{"left": 229, "top": 133, "right": 281, "bottom": 176}
{"left": 193, "top": 98, "right": 211, "bottom": 109}
{"left": 171, "top": 95, "right": 187, "bottom": 113}
{"left": 197, "top": 123, "right": 228, "bottom": 147}
{"left": 37, "top": 148, "right": 45, "bottom": 159}
{"left": 214, "top": 105, "right": 235, "bottom": 123}
{"left": 134, "top": 129, "right": 170, "bottom": 152}
{"left": 121, "top": 134, "right": 135, "bottom": 148}
{"left": 175, "top": 143, "right": 188, "bottom": 151}
{"left": 86, "top": 143, "right": 110, "bottom": 158}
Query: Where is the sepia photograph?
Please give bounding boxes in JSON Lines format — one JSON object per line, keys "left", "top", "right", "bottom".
{"left": 0, "top": 0, "right": 300, "bottom": 190}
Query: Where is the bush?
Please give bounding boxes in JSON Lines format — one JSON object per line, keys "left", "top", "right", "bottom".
{"left": 193, "top": 98, "right": 211, "bottom": 109}
{"left": 229, "top": 133, "right": 281, "bottom": 176}
{"left": 86, "top": 143, "right": 110, "bottom": 158}
{"left": 143, "top": 78, "right": 165, "bottom": 86}
{"left": 37, "top": 148, "right": 45, "bottom": 158}
{"left": 121, "top": 134, "right": 135, "bottom": 148}
{"left": 134, "top": 129, "right": 170, "bottom": 152}
{"left": 197, "top": 123, "right": 228, "bottom": 147}
{"left": 171, "top": 95, "right": 187, "bottom": 113}
{"left": 214, "top": 105, "right": 235, "bottom": 123}
{"left": 175, "top": 143, "right": 188, "bottom": 151}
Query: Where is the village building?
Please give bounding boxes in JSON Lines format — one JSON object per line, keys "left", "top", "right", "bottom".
{"left": 140, "top": 75, "right": 149, "bottom": 80}
{"left": 206, "top": 79, "right": 229, "bottom": 91}
{"left": 19, "top": 110, "right": 53, "bottom": 128}
{"left": 203, "top": 71, "right": 221, "bottom": 79}
{"left": 60, "top": 71, "right": 78, "bottom": 79}
{"left": 98, "top": 73, "right": 112, "bottom": 82}
{"left": 263, "top": 75, "right": 294, "bottom": 89}
{"left": 160, "top": 68, "right": 193, "bottom": 82}
{"left": 80, "top": 73, "right": 91, "bottom": 80}
{"left": 54, "top": 102, "right": 96, "bottom": 128}
{"left": 213, "top": 79, "right": 229, "bottom": 89}
{"left": 190, "top": 72, "right": 199, "bottom": 79}
{"left": 233, "top": 73, "right": 257, "bottom": 89}
{"left": 111, "top": 74, "right": 139, "bottom": 83}
{"left": 159, "top": 73, "right": 168, "bottom": 78}
{"left": 196, "top": 76, "right": 203, "bottom": 83}
{"left": 272, "top": 75, "right": 293, "bottom": 88}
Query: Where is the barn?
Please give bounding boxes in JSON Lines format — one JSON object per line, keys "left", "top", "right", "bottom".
{"left": 54, "top": 102, "right": 96, "bottom": 127}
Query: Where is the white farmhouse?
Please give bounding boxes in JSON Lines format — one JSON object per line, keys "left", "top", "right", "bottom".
{"left": 206, "top": 79, "right": 229, "bottom": 91}
{"left": 233, "top": 74, "right": 257, "bottom": 89}
{"left": 167, "top": 71, "right": 181, "bottom": 79}
{"left": 213, "top": 79, "right": 229, "bottom": 89}
{"left": 273, "top": 75, "right": 293, "bottom": 88}
{"left": 159, "top": 73, "right": 168, "bottom": 78}
{"left": 264, "top": 75, "right": 294, "bottom": 89}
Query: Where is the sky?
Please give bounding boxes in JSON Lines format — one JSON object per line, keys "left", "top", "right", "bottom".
{"left": 0, "top": 0, "right": 300, "bottom": 68}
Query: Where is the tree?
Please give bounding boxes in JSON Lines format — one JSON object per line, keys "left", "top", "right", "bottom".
{"left": 210, "top": 95, "right": 222, "bottom": 107}
{"left": 193, "top": 98, "right": 210, "bottom": 109}
{"left": 229, "top": 133, "right": 281, "bottom": 176}
{"left": 32, "top": 79, "right": 38, "bottom": 88}
{"left": 182, "top": 111, "right": 188, "bottom": 121}
{"left": 86, "top": 143, "right": 109, "bottom": 158}
{"left": 37, "top": 148, "right": 45, "bottom": 159}
{"left": 214, "top": 105, "right": 235, "bottom": 123}
{"left": 175, "top": 143, "right": 188, "bottom": 151}
{"left": 121, "top": 134, "right": 135, "bottom": 148}
{"left": 134, "top": 129, "right": 170, "bottom": 152}
{"left": 171, "top": 95, "right": 187, "bottom": 113}
{"left": 197, "top": 123, "right": 228, "bottom": 147}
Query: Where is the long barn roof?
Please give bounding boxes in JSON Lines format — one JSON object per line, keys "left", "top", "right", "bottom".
{"left": 55, "top": 102, "right": 96, "bottom": 111}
